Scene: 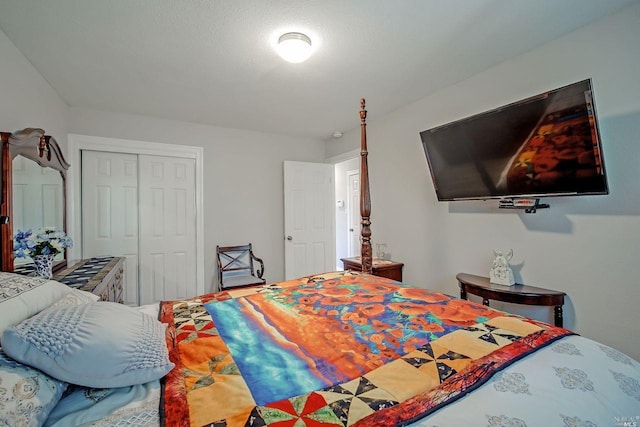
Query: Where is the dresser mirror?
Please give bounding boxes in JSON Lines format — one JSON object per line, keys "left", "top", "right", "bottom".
{"left": 1, "top": 128, "right": 70, "bottom": 273}
{"left": 11, "top": 156, "right": 66, "bottom": 267}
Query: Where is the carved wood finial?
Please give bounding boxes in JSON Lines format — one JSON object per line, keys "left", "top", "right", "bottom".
{"left": 359, "top": 98, "right": 372, "bottom": 274}
{"left": 44, "top": 136, "right": 52, "bottom": 161}
{"left": 360, "top": 98, "right": 367, "bottom": 122}
{"left": 38, "top": 135, "right": 46, "bottom": 158}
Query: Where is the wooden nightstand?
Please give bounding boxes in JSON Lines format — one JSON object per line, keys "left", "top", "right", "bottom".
{"left": 457, "top": 273, "right": 566, "bottom": 327}
{"left": 341, "top": 257, "right": 404, "bottom": 282}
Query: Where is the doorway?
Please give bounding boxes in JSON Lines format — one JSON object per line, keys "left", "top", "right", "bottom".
{"left": 346, "top": 170, "right": 361, "bottom": 259}
{"left": 332, "top": 151, "right": 360, "bottom": 270}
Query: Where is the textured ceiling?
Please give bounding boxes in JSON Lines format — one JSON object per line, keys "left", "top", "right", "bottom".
{"left": 0, "top": 0, "right": 637, "bottom": 140}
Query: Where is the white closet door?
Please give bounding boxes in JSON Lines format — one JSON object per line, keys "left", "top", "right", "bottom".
{"left": 81, "top": 151, "right": 139, "bottom": 306}
{"left": 138, "top": 155, "right": 197, "bottom": 303}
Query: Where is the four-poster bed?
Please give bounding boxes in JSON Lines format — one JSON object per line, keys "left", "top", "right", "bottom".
{"left": 1, "top": 101, "right": 639, "bottom": 426}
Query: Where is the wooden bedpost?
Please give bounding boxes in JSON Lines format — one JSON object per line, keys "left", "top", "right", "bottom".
{"left": 0, "top": 132, "right": 13, "bottom": 272}
{"left": 359, "top": 99, "right": 373, "bottom": 274}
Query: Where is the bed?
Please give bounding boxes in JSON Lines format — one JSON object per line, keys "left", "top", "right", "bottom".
{"left": 1, "top": 101, "right": 639, "bottom": 427}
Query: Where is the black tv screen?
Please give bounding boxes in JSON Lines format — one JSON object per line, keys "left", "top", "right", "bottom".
{"left": 420, "top": 79, "right": 608, "bottom": 201}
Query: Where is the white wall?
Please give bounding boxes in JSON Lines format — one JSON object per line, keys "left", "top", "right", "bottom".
{"left": 327, "top": 4, "right": 640, "bottom": 360}
{"left": 68, "top": 107, "right": 326, "bottom": 291}
{"left": 0, "top": 28, "right": 68, "bottom": 148}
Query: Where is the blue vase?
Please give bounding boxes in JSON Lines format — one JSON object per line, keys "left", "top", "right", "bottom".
{"left": 33, "top": 254, "right": 55, "bottom": 279}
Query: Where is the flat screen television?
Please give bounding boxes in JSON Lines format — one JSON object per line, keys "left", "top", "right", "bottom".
{"left": 420, "top": 79, "right": 608, "bottom": 202}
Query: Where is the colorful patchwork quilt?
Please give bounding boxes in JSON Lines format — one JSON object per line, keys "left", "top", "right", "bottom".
{"left": 159, "top": 272, "right": 572, "bottom": 426}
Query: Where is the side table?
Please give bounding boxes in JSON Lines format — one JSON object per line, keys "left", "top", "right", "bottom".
{"left": 457, "top": 272, "right": 566, "bottom": 327}
{"left": 341, "top": 257, "right": 403, "bottom": 281}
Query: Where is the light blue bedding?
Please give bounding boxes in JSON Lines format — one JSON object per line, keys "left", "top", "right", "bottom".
{"left": 44, "top": 380, "right": 160, "bottom": 426}
{"left": 409, "top": 335, "right": 640, "bottom": 426}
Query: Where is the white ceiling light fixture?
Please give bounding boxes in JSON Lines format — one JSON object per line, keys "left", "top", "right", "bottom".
{"left": 277, "top": 32, "right": 313, "bottom": 63}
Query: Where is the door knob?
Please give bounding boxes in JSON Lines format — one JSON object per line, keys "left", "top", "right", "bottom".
{"left": 286, "top": 236, "right": 293, "bottom": 241}
{"left": 349, "top": 228, "right": 354, "bottom": 232}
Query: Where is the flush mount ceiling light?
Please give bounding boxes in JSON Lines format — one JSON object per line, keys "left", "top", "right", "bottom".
{"left": 277, "top": 32, "right": 312, "bottom": 63}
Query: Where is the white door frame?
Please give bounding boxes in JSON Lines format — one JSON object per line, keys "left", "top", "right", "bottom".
{"left": 67, "top": 134, "right": 205, "bottom": 298}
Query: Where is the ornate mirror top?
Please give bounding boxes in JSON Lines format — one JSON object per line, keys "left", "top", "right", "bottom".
{"left": 4, "top": 128, "right": 70, "bottom": 175}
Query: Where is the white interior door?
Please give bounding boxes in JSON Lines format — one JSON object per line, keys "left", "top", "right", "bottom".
{"left": 82, "top": 151, "right": 197, "bottom": 305}
{"left": 138, "top": 155, "right": 197, "bottom": 303}
{"left": 347, "top": 170, "right": 361, "bottom": 258}
{"left": 284, "top": 161, "right": 335, "bottom": 279}
{"left": 81, "top": 151, "right": 139, "bottom": 305}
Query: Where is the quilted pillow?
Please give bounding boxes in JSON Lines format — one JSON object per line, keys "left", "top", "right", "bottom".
{"left": 0, "top": 349, "right": 68, "bottom": 427}
{"left": 49, "top": 287, "right": 100, "bottom": 308}
{"left": 2, "top": 302, "right": 174, "bottom": 388}
{"left": 0, "top": 272, "right": 73, "bottom": 339}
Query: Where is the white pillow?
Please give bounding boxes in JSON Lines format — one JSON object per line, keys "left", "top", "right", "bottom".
{"left": 2, "top": 302, "right": 174, "bottom": 388}
{"left": 49, "top": 287, "right": 100, "bottom": 308}
{"left": 0, "top": 272, "right": 72, "bottom": 339}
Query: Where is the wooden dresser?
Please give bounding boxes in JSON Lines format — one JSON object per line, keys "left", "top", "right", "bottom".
{"left": 14, "top": 256, "right": 126, "bottom": 302}
{"left": 341, "top": 257, "right": 404, "bottom": 282}
{"left": 54, "top": 257, "right": 126, "bottom": 303}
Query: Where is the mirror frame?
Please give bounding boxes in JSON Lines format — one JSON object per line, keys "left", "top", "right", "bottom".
{"left": 0, "top": 128, "right": 70, "bottom": 273}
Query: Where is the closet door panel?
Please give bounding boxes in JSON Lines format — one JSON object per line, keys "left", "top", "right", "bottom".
{"left": 139, "top": 155, "right": 197, "bottom": 304}
{"left": 82, "top": 151, "right": 139, "bottom": 306}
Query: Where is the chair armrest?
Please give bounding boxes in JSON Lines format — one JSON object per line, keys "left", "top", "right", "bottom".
{"left": 251, "top": 253, "right": 265, "bottom": 278}
{"left": 216, "top": 248, "right": 224, "bottom": 286}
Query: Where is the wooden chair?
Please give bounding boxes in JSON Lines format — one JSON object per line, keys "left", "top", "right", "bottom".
{"left": 216, "top": 244, "right": 266, "bottom": 290}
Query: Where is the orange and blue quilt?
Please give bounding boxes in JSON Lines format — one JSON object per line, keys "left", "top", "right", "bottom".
{"left": 159, "top": 272, "right": 571, "bottom": 426}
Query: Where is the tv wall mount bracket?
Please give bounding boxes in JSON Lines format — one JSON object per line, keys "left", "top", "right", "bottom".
{"left": 498, "top": 198, "right": 549, "bottom": 214}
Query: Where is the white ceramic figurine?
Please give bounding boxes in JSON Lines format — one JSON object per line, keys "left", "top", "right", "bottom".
{"left": 489, "top": 249, "right": 515, "bottom": 286}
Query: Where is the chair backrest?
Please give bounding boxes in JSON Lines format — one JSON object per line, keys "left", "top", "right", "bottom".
{"left": 216, "top": 244, "right": 258, "bottom": 280}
